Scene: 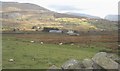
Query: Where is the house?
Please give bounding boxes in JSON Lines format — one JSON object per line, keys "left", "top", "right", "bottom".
{"left": 49, "top": 30, "right": 63, "bottom": 33}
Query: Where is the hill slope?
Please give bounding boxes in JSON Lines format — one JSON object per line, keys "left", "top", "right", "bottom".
{"left": 104, "top": 15, "right": 119, "bottom": 21}
{"left": 0, "top": 2, "right": 118, "bottom": 31}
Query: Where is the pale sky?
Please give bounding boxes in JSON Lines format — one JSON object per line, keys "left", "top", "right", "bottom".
{"left": 0, "top": 0, "right": 120, "bottom": 18}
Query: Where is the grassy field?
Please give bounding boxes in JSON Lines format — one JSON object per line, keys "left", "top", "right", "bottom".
{"left": 2, "top": 33, "right": 117, "bottom": 69}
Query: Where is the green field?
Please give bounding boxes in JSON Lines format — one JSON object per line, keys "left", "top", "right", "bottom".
{"left": 2, "top": 34, "right": 113, "bottom": 69}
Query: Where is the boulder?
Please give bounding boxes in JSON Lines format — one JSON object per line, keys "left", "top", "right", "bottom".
{"left": 82, "top": 59, "right": 93, "bottom": 68}
{"left": 61, "top": 59, "right": 83, "bottom": 69}
{"left": 92, "top": 61, "right": 103, "bottom": 69}
{"left": 48, "top": 65, "right": 59, "bottom": 71}
{"left": 49, "top": 65, "right": 58, "bottom": 69}
{"left": 92, "top": 52, "right": 119, "bottom": 69}
{"left": 106, "top": 53, "right": 120, "bottom": 63}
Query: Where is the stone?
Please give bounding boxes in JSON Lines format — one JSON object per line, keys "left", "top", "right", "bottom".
{"left": 61, "top": 59, "right": 83, "bottom": 69}
{"left": 48, "top": 65, "right": 59, "bottom": 71}
{"left": 82, "top": 59, "right": 93, "bottom": 68}
{"left": 107, "top": 53, "right": 120, "bottom": 63}
{"left": 49, "top": 65, "right": 58, "bottom": 69}
{"left": 92, "top": 52, "right": 119, "bottom": 69}
{"left": 92, "top": 61, "right": 103, "bottom": 69}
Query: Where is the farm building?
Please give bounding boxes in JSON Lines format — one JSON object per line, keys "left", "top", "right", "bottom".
{"left": 49, "top": 30, "right": 63, "bottom": 33}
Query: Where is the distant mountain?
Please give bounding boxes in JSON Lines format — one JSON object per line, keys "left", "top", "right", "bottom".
{"left": 104, "top": 15, "right": 120, "bottom": 21}
{"left": 66, "top": 12, "right": 101, "bottom": 19}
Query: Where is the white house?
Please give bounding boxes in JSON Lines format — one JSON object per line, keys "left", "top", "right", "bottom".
{"left": 49, "top": 30, "right": 63, "bottom": 33}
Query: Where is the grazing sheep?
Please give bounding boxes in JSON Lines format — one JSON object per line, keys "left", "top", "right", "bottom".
{"left": 40, "top": 42, "right": 44, "bottom": 44}
{"left": 59, "top": 43, "right": 63, "bottom": 45}
{"left": 71, "top": 43, "right": 74, "bottom": 46}
{"left": 30, "top": 41, "right": 34, "bottom": 43}
{"left": 9, "top": 59, "right": 14, "bottom": 62}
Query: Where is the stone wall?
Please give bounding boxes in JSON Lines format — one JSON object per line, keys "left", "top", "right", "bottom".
{"left": 48, "top": 52, "right": 120, "bottom": 71}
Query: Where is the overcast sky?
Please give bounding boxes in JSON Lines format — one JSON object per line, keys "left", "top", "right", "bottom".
{"left": 0, "top": 0, "right": 120, "bottom": 18}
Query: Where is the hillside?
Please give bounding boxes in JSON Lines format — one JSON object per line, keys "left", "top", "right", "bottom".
{"left": 0, "top": 2, "right": 118, "bottom": 31}
{"left": 1, "top": 2, "right": 50, "bottom": 12}
{"left": 104, "top": 15, "right": 119, "bottom": 21}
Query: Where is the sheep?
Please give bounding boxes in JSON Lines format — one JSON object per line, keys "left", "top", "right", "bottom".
{"left": 9, "top": 59, "right": 14, "bottom": 62}
{"left": 40, "top": 42, "right": 44, "bottom": 45}
{"left": 30, "top": 41, "right": 34, "bottom": 43}
{"left": 71, "top": 43, "right": 74, "bottom": 46}
{"left": 59, "top": 42, "right": 63, "bottom": 45}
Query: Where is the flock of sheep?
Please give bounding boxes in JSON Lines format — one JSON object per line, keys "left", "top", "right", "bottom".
{"left": 8, "top": 40, "right": 75, "bottom": 62}
{"left": 30, "top": 40, "right": 75, "bottom": 46}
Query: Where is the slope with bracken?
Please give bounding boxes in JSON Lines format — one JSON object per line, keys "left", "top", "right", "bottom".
{"left": 0, "top": 2, "right": 118, "bottom": 31}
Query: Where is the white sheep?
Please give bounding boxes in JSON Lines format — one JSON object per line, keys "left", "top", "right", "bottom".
{"left": 40, "top": 42, "right": 44, "bottom": 44}
{"left": 30, "top": 41, "right": 34, "bottom": 43}
{"left": 59, "top": 43, "right": 63, "bottom": 45}
{"left": 71, "top": 43, "right": 74, "bottom": 46}
{"left": 9, "top": 59, "right": 14, "bottom": 62}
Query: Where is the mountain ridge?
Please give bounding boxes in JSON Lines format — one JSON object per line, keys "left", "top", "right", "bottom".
{"left": 66, "top": 12, "right": 101, "bottom": 19}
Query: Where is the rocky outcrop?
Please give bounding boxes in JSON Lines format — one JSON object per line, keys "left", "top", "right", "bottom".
{"left": 61, "top": 59, "right": 84, "bottom": 69}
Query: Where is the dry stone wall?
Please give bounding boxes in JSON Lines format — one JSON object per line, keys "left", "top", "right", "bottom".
{"left": 48, "top": 52, "right": 120, "bottom": 71}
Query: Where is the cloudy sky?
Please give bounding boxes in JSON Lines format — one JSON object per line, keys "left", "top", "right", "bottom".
{"left": 1, "top": 0, "right": 119, "bottom": 18}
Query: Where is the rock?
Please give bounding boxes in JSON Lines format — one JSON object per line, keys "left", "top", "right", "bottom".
{"left": 61, "top": 59, "right": 83, "bottom": 69}
{"left": 48, "top": 65, "right": 59, "bottom": 71}
{"left": 107, "top": 53, "right": 120, "bottom": 63}
{"left": 82, "top": 59, "right": 93, "bottom": 68}
{"left": 49, "top": 65, "right": 58, "bottom": 69}
{"left": 82, "top": 59, "right": 100, "bottom": 71}
{"left": 92, "top": 52, "right": 119, "bottom": 69}
{"left": 92, "top": 61, "right": 103, "bottom": 69}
